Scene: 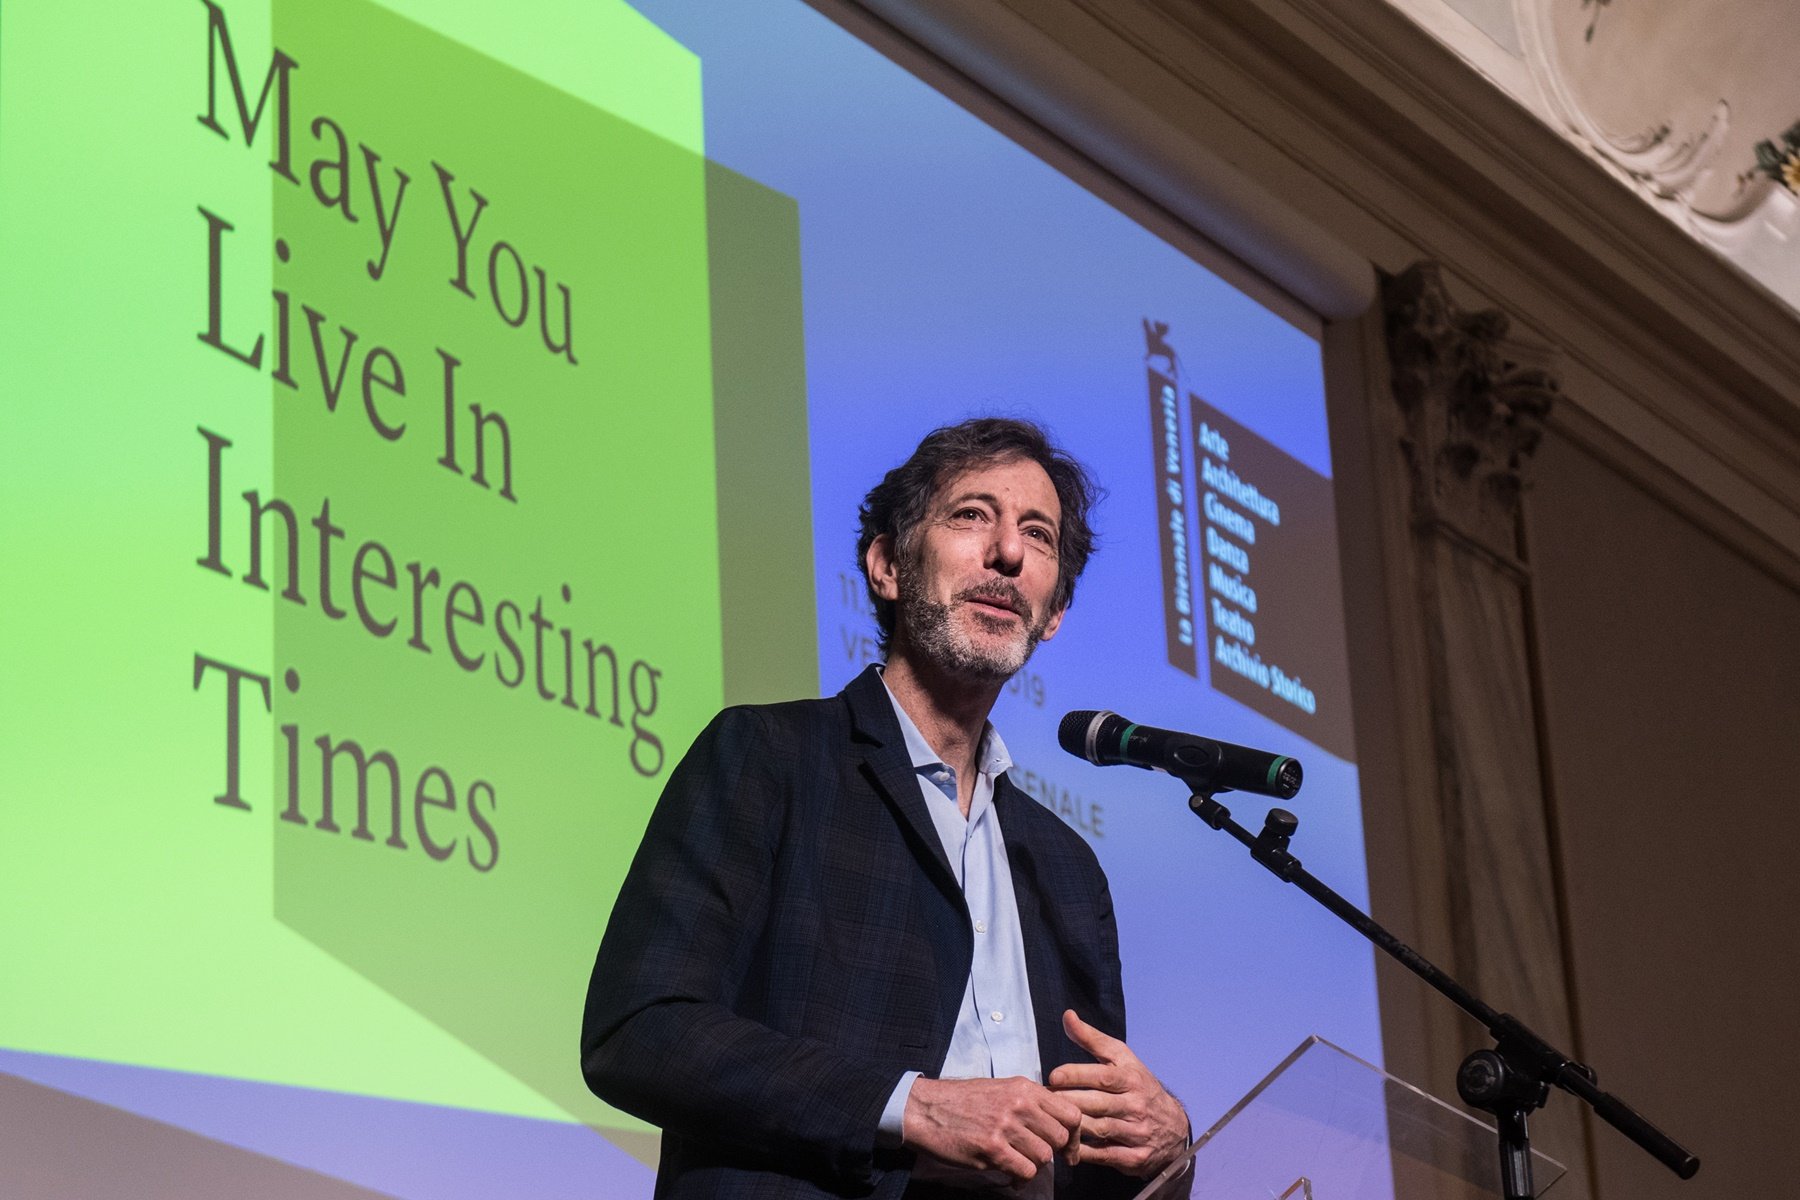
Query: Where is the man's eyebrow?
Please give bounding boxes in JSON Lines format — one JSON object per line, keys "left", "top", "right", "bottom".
{"left": 944, "top": 490, "right": 1061, "bottom": 532}
{"left": 945, "top": 489, "right": 999, "bottom": 511}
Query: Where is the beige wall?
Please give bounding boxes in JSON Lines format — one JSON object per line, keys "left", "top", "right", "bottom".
{"left": 1523, "top": 427, "right": 1799, "bottom": 1198}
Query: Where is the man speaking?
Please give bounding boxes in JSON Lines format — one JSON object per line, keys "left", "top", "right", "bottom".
{"left": 582, "top": 418, "right": 1188, "bottom": 1198}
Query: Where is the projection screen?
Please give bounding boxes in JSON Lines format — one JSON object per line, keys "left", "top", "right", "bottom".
{"left": 0, "top": 0, "right": 1382, "bottom": 1195}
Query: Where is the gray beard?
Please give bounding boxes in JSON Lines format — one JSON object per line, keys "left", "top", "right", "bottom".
{"left": 895, "top": 569, "right": 1048, "bottom": 683}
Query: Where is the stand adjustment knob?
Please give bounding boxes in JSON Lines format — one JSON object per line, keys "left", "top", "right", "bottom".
{"left": 1459, "top": 1048, "right": 1551, "bottom": 1113}
{"left": 1458, "top": 1050, "right": 1506, "bottom": 1107}
{"left": 1260, "top": 809, "right": 1298, "bottom": 840}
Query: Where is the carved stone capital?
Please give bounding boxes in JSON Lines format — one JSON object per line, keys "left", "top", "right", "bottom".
{"left": 1382, "top": 262, "right": 1559, "bottom": 562}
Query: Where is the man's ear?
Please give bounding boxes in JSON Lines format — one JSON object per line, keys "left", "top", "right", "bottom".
{"left": 865, "top": 533, "right": 901, "bottom": 602}
{"left": 1038, "top": 604, "right": 1066, "bottom": 643}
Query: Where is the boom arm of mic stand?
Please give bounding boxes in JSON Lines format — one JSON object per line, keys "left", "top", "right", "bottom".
{"left": 1185, "top": 790, "right": 1700, "bottom": 1184}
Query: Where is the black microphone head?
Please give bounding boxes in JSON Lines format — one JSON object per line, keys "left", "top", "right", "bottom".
{"left": 1058, "top": 710, "right": 1104, "bottom": 761}
{"left": 1051, "top": 708, "right": 1123, "bottom": 766}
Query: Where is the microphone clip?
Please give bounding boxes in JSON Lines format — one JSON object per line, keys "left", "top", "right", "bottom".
{"left": 1187, "top": 791, "right": 1231, "bottom": 830}
{"left": 1187, "top": 795, "right": 1304, "bottom": 881}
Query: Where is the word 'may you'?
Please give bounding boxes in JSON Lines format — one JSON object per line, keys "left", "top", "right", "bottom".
{"left": 194, "top": 0, "right": 579, "bottom": 503}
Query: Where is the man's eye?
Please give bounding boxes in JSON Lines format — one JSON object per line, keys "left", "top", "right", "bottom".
{"left": 1025, "top": 527, "right": 1055, "bottom": 544}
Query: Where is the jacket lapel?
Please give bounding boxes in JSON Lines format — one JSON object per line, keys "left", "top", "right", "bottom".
{"left": 841, "top": 665, "right": 961, "bottom": 896}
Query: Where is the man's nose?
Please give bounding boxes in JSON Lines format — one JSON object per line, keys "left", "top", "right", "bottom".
{"left": 986, "top": 522, "right": 1026, "bottom": 575}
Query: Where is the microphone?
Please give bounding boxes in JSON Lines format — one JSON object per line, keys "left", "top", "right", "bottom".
{"left": 1057, "top": 709, "right": 1303, "bottom": 799}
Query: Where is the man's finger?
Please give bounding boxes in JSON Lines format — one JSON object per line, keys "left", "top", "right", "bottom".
{"left": 1018, "top": 1097, "right": 1080, "bottom": 1151}
{"left": 1081, "top": 1114, "right": 1153, "bottom": 1147}
{"left": 1047, "top": 1061, "right": 1129, "bottom": 1093}
{"left": 1044, "top": 1091, "right": 1085, "bottom": 1135}
{"left": 1062, "top": 1008, "right": 1134, "bottom": 1064}
{"left": 1064, "top": 1128, "right": 1082, "bottom": 1167}
{"left": 1066, "top": 1141, "right": 1160, "bottom": 1175}
{"left": 1052, "top": 1086, "right": 1138, "bottom": 1118}
{"left": 990, "top": 1138, "right": 1047, "bottom": 1184}
{"left": 989, "top": 1111, "right": 1056, "bottom": 1181}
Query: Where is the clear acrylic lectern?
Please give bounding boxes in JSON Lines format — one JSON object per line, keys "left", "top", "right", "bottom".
{"left": 1132, "top": 1037, "right": 1566, "bottom": 1200}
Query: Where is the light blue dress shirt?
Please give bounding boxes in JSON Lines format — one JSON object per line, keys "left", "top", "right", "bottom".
{"left": 875, "top": 679, "right": 1043, "bottom": 1156}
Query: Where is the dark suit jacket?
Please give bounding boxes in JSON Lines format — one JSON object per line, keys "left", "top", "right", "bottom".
{"left": 582, "top": 666, "right": 1138, "bottom": 1199}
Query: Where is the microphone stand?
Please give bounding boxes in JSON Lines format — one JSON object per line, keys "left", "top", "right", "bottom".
{"left": 1184, "top": 790, "right": 1699, "bottom": 1199}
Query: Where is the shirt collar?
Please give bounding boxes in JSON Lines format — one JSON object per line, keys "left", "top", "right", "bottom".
{"left": 878, "top": 667, "right": 1013, "bottom": 778}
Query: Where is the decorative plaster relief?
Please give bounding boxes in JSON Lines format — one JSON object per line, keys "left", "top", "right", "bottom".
{"left": 1380, "top": 0, "right": 1800, "bottom": 309}
{"left": 1578, "top": 0, "right": 1608, "bottom": 44}
{"left": 1515, "top": 0, "right": 1800, "bottom": 239}
{"left": 1750, "top": 123, "right": 1800, "bottom": 196}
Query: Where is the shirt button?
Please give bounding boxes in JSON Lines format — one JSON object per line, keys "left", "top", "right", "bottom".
{"left": 974, "top": 920, "right": 988, "bottom": 934}
{"left": 990, "top": 1010, "right": 1005, "bottom": 1022}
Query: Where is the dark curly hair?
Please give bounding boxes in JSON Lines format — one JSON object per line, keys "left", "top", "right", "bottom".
{"left": 856, "top": 417, "right": 1102, "bottom": 652}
